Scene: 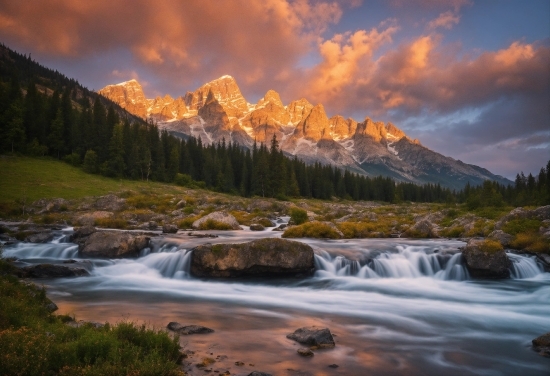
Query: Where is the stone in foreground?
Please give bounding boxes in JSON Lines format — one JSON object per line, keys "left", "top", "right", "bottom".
{"left": 80, "top": 231, "right": 150, "bottom": 258}
{"left": 287, "top": 327, "right": 336, "bottom": 348}
{"left": 191, "top": 238, "right": 314, "bottom": 278}
{"left": 462, "top": 239, "right": 511, "bottom": 279}
{"left": 532, "top": 332, "right": 550, "bottom": 357}
{"left": 167, "top": 322, "right": 214, "bottom": 335}
{"left": 20, "top": 264, "right": 89, "bottom": 278}
{"left": 297, "top": 348, "right": 314, "bottom": 357}
{"left": 192, "top": 211, "right": 241, "bottom": 230}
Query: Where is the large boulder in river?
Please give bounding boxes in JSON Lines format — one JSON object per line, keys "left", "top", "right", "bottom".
{"left": 80, "top": 231, "right": 150, "bottom": 258}
{"left": 287, "top": 327, "right": 336, "bottom": 348}
{"left": 532, "top": 332, "right": 550, "bottom": 357}
{"left": 191, "top": 238, "right": 314, "bottom": 278}
{"left": 192, "top": 211, "right": 241, "bottom": 230}
{"left": 462, "top": 239, "right": 511, "bottom": 279}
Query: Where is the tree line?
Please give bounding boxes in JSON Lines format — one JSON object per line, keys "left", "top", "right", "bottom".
{"left": 0, "top": 43, "right": 548, "bottom": 206}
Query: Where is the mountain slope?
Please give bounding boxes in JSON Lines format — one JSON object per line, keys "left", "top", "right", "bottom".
{"left": 98, "top": 76, "right": 512, "bottom": 189}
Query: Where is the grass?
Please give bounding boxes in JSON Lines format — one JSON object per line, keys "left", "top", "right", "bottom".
{"left": 0, "top": 255, "right": 183, "bottom": 375}
{"left": 282, "top": 222, "right": 342, "bottom": 239}
{"left": 197, "top": 219, "right": 233, "bottom": 230}
{"left": 478, "top": 239, "right": 504, "bottom": 253}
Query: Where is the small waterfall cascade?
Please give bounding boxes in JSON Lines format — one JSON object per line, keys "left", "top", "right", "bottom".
{"left": 138, "top": 248, "right": 193, "bottom": 279}
{"left": 508, "top": 253, "right": 544, "bottom": 279}
{"left": 314, "top": 246, "right": 545, "bottom": 281}
{"left": 2, "top": 241, "right": 79, "bottom": 260}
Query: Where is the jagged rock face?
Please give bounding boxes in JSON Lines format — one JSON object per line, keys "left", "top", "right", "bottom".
{"left": 185, "top": 75, "right": 249, "bottom": 119}
{"left": 99, "top": 75, "right": 513, "bottom": 190}
{"left": 355, "top": 118, "right": 387, "bottom": 142}
{"left": 288, "top": 98, "right": 314, "bottom": 125}
{"left": 294, "top": 104, "right": 331, "bottom": 142}
{"left": 330, "top": 116, "right": 357, "bottom": 140}
{"left": 98, "top": 79, "right": 148, "bottom": 119}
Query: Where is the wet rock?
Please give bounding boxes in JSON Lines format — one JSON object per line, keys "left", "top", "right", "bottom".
{"left": 162, "top": 224, "right": 178, "bottom": 233}
{"left": 187, "top": 232, "right": 218, "bottom": 238}
{"left": 74, "top": 211, "right": 113, "bottom": 226}
{"left": 287, "top": 327, "right": 336, "bottom": 348}
{"left": 80, "top": 231, "right": 150, "bottom": 258}
{"left": 251, "top": 217, "right": 276, "bottom": 227}
{"left": 25, "top": 231, "right": 55, "bottom": 243}
{"left": 45, "top": 300, "right": 58, "bottom": 312}
{"left": 532, "top": 332, "right": 550, "bottom": 357}
{"left": 191, "top": 238, "right": 314, "bottom": 278}
{"left": 19, "top": 264, "right": 89, "bottom": 278}
{"left": 235, "top": 361, "right": 245, "bottom": 366}
{"left": 462, "top": 239, "right": 511, "bottom": 279}
{"left": 297, "top": 348, "right": 314, "bottom": 357}
{"left": 70, "top": 226, "right": 97, "bottom": 246}
{"left": 248, "top": 372, "right": 273, "bottom": 376}
{"left": 328, "top": 364, "right": 339, "bottom": 368}
{"left": 487, "top": 230, "right": 513, "bottom": 247}
{"left": 167, "top": 322, "right": 214, "bottom": 335}
{"left": 249, "top": 223, "right": 265, "bottom": 231}
{"left": 192, "top": 211, "right": 241, "bottom": 230}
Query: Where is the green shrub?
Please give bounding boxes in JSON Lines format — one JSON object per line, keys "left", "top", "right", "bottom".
{"left": 289, "top": 207, "right": 308, "bottom": 225}
{"left": 337, "top": 222, "right": 376, "bottom": 238}
{"left": 478, "top": 239, "right": 504, "bottom": 253}
{"left": 282, "top": 222, "right": 341, "bottom": 239}
{"left": 197, "top": 219, "right": 233, "bottom": 230}
{"left": 510, "top": 233, "right": 550, "bottom": 253}
{"left": 502, "top": 219, "right": 542, "bottom": 235}
{"left": 174, "top": 173, "right": 193, "bottom": 187}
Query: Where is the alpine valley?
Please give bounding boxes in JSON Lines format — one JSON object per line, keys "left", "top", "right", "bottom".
{"left": 99, "top": 76, "right": 511, "bottom": 190}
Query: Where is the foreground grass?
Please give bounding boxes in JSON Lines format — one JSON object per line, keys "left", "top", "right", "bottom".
{"left": 0, "top": 256, "right": 183, "bottom": 376}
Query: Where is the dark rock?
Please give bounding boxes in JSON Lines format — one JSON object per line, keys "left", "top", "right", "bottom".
{"left": 328, "top": 364, "right": 339, "bottom": 368}
{"left": 287, "top": 327, "right": 336, "bottom": 348}
{"left": 167, "top": 322, "right": 214, "bottom": 335}
{"left": 162, "top": 224, "right": 178, "bottom": 233}
{"left": 25, "top": 231, "right": 55, "bottom": 243}
{"left": 532, "top": 332, "right": 550, "bottom": 357}
{"left": 297, "top": 348, "right": 314, "bottom": 357}
{"left": 187, "top": 232, "right": 218, "bottom": 238}
{"left": 80, "top": 231, "right": 150, "bottom": 258}
{"left": 249, "top": 223, "right": 265, "bottom": 231}
{"left": 488, "top": 230, "right": 513, "bottom": 247}
{"left": 20, "top": 264, "right": 89, "bottom": 278}
{"left": 536, "top": 253, "right": 550, "bottom": 269}
{"left": 248, "top": 372, "right": 273, "bottom": 376}
{"left": 191, "top": 238, "right": 315, "bottom": 278}
{"left": 70, "top": 226, "right": 97, "bottom": 246}
{"left": 462, "top": 239, "right": 511, "bottom": 279}
{"left": 45, "top": 301, "right": 58, "bottom": 312}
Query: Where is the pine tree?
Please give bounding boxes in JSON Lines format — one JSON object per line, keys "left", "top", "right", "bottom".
{"left": 47, "top": 108, "right": 64, "bottom": 158}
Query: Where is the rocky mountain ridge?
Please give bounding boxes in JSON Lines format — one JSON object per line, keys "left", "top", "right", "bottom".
{"left": 99, "top": 76, "right": 511, "bottom": 189}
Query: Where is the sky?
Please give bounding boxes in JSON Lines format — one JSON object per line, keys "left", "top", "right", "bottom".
{"left": 0, "top": 0, "right": 548, "bottom": 180}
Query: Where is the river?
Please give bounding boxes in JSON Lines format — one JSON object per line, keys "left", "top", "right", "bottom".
{"left": 3, "top": 226, "right": 550, "bottom": 376}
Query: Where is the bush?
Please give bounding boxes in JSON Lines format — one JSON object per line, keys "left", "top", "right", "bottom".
{"left": 337, "top": 222, "right": 376, "bottom": 238}
{"left": 82, "top": 150, "right": 98, "bottom": 173}
{"left": 478, "top": 239, "right": 504, "bottom": 253}
{"left": 174, "top": 173, "right": 193, "bottom": 187}
{"left": 282, "top": 222, "right": 341, "bottom": 239}
{"left": 502, "top": 219, "right": 542, "bottom": 235}
{"left": 289, "top": 207, "right": 308, "bottom": 225}
{"left": 510, "top": 233, "right": 550, "bottom": 253}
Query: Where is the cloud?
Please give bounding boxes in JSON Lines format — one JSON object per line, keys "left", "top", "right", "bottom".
{"left": 0, "top": 0, "right": 343, "bottom": 96}
{"left": 427, "top": 11, "right": 460, "bottom": 30}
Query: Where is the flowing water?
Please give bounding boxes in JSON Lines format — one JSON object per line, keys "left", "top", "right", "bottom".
{"left": 3, "top": 227, "right": 550, "bottom": 376}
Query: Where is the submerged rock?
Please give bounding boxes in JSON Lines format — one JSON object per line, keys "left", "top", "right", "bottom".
{"left": 192, "top": 211, "right": 241, "bottom": 230}
{"left": 247, "top": 372, "right": 273, "bottom": 376}
{"left": 167, "top": 322, "right": 214, "bottom": 335}
{"left": 287, "top": 327, "right": 336, "bottom": 348}
{"left": 19, "top": 264, "right": 89, "bottom": 278}
{"left": 191, "top": 238, "right": 314, "bottom": 278}
{"left": 79, "top": 231, "right": 150, "bottom": 258}
{"left": 462, "top": 239, "right": 511, "bottom": 279}
{"left": 297, "top": 348, "right": 314, "bottom": 357}
{"left": 532, "top": 332, "right": 550, "bottom": 357}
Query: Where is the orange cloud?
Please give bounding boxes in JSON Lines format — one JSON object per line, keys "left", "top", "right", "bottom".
{"left": 428, "top": 10, "right": 460, "bottom": 30}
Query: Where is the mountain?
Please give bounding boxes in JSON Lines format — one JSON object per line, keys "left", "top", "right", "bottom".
{"left": 99, "top": 76, "right": 512, "bottom": 189}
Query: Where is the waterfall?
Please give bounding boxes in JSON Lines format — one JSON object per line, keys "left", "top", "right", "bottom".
{"left": 2, "top": 242, "right": 79, "bottom": 259}
{"left": 508, "top": 253, "right": 544, "bottom": 279}
{"left": 138, "top": 249, "right": 193, "bottom": 279}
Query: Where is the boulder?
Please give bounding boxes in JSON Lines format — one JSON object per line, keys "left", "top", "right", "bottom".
{"left": 162, "top": 224, "right": 178, "bottom": 234}
{"left": 74, "top": 211, "right": 113, "bottom": 226}
{"left": 93, "top": 194, "right": 125, "bottom": 211}
{"left": 410, "top": 219, "right": 440, "bottom": 238}
{"left": 25, "top": 231, "right": 55, "bottom": 243}
{"left": 19, "top": 264, "right": 89, "bottom": 278}
{"left": 462, "top": 239, "right": 511, "bottom": 279}
{"left": 80, "top": 231, "right": 150, "bottom": 258}
{"left": 249, "top": 223, "right": 265, "bottom": 231}
{"left": 286, "top": 327, "right": 335, "bottom": 348}
{"left": 488, "top": 230, "right": 513, "bottom": 247}
{"left": 532, "top": 332, "right": 550, "bottom": 357}
{"left": 167, "top": 322, "right": 214, "bottom": 335}
{"left": 70, "top": 226, "right": 97, "bottom": 246}
{"left": 297, "top": 348, "right": 314, "bottom": 357}
{"left": 495, "top": 205, "right": 550, "bottom": 230}
{"left": 191, "top": 238, "right": 314, "bottom": 278}
{"left": 192, "top": 211, "right": 241, "bottom": 230}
